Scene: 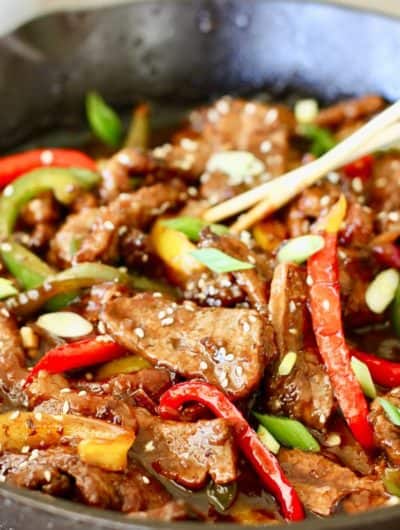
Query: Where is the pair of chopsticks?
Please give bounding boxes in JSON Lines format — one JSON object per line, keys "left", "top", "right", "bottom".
{"left": 203, "top": 100, "right": 400, "bottom": 233}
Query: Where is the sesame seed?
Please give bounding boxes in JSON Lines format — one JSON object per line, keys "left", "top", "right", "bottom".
{"left": 104, "top": 220, "right": 115, "bottom": 230}
{"left": 134, "top": 327, "right": 145, "bottom": 339}
{"left": 21, "top": 445, "right": 30, "bottom": 454}
{"left": 0, "top": 476, "right": 6, "bottom": 483}
{"left": 0, "top": 308, "right": 10, "bottom": 317}
{"left": 327, "top": 171, "right": 340, "bottom": 184}
{"left": 375, "top": 177, "right": 387, "bottom": 188}
{"left": 0, "top": 243, "right": 11, "bottom": 252}
{"left": 180, "top": 138, "right": 198, "bottom": 151}
{"left": 3, "top": 185, "right": 14, "bottom": 197}
{"left": 34, "top": 412, "right": 43, "bottom": 422}
{"left": 244, "top": 102, "right": 257, "bottom": 115}
{"left": 62, "top": 401, "right": 70, "bottom": 414}
{"left": 388, "top": 211, "right": 400, "bottom": 222}
{"left": 142, "top": 476, "right": 151, "bottom": 484}
{"left": 248, "top": 315, "right": 257, "bottom": 323}
{"left": 324, "top": 433, "right": 341, "bottom": 447}
{"left": 306, "top": 275, "right": 313, "bottom": 286}
{"left": 199, "top": 361, "right": 208, "bottom": 370}
{"left": 18, "top": 294, "right": 29, "bottom": 305}
{"left": 226, "top": 354, "right": 234, "bottom": 361}
{"left": 322, "top": 299, "right": 330, "bottom": 311}
{"left": 44, "top": 470, "right": 52, "bottom": 482}
{"left": 235, "top": 366, "right": 244, "bottom": 377}
{"left": 145, "top": 440, "right": 155, "bottom": 452}
{"left": 264, "top": 108, "right": 278, "bottom": 124}
{"left": 289, "top": 300, "right": 296, "bottom": 313}
{"left": 216, "top": 99, "right": 230, "bottom": 114}
{"left": 260, "top": 140, "right": 272, "bottom": 153}
{"left": 10, "top": 410, "right": 20, "bottom": 420}
{"left": 220, "top": 378, "right": 229, "bottom": 388}
{"left": 166, "top": 307, "right": 174, "bottom": 315}
{"left": 161, "top": 317, "right": 174, "bottom": 326}
{"left": 78, "top": 390, "right": 87, "bottom": 397}
{"left": 28, "top": 289, "right": 39, "bottom": 300}
{"left": 158, "top": 310, "right": 166, "bottom": 319}
{"left": 352, "top": 177, "right": 363, "bottom": 193}
{"left": 242, "top": 322, "right": 251, "bottom": 332}
{"left": 40, "top": 150, "right": 54, "bottom": 164}
{"left": 97, "top": 321, "right": 106, "bottom": 334}
{"left": 60, "top": 388, "right": 71, "bottom": 394}
{"left": 153, "top": 292, "right": 162, "bottom": 298}
{"left": 288, "top": 328, "right": 298, "bottom": 335}
{"left": 320, "top": 195, "right": 330, "bottom": 207}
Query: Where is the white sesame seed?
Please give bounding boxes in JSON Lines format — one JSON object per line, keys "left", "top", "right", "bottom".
{"left": 306, "top": 275, "right": 313, "bottom": 286}
{"left": 166, "top": 307, "right": 174, "bottom": 315}
{"left": 62, "top": 401, "right": 70, "bottom": 414}
{"left": 161, "top": 317, "right": 174, "bottom": 326}
{"left": 244, "top": 102, "right": 257, "bottom": 115}
{"left": 375, "top": 177, "right": 387, "bottom": 188}
{"left": 352, "top": 177, "right": 363, "bottom": 193}
{"left": 3, "top": 185, "right": 14, "bottom": 197}
{"left": 260, "top": 140, "right": 272, "bottom": 153}
{"left": 248, "top": 314, "right": 257, "bottom": 323}
{"left": 21, "top": 445, "right": 30, "bottom": 454}
{"left": 142, "top": 476, "right": 150, "bottom": 484}
{"left": 78, "top": 390, "right": 87, "bottom": 397}
{"left": 226, "top": 354, "right": 234, "bottom": 361}
{"left": 134, "top": 327, "right": 145, "bottom": 339}
{"left": 235, "top": 366, "right": 244, "bottom": 377}
{"left": 40, "top": 150, "right": 54, "bottom": 164}
{"left": 264, "top": 108, "right": 278, "bottom": 124}
{"left": 322, "top": 299, "right": 330, "bottom": 311}
{"left": 0, "top": 475, "right": 6, "bottom": 483}
{"left": 199, "top": 361, "right": 208, "bottom": 370}
{"left": 180, "top": 138, "right": 198, "bottom": 151}
{"left": 10, "top": 410, "right": 20, "bottom": 420}
{"left": 60, "top": 388, "right": 71, "bottom": 394}
{"left": 18, "top": 294, "right": 29, "bottom": 305}
{"left": 324, "top": 433, "right": 341, "bottom": 447}
{"left": 34, "top": 412, "right": 43, "bottom": 422}
{"left": 145, "top": 440, "right": 155, "bottom": 452}
{"left": 320, "top": 195, "right": 330, "bottom": 207}
{"left": 104, "top": 220, "right": 115, "bottom": 231}
{"left": 288, "top": 328, "right": 298, "bottom": 335}
{"left": 153, "top": 292, "right": 162, "bottom": 298}
{"left": 388, "top": 211, "right": 400, "bottom": 222}
{"left": 28, "top": 289, "right": 39, "bottom": 300}
{"left": 216, "top": 99, "right": 230, "bottom": 114}
{"left": 0, "top": 308, "right": 10, "bottom": 317}
{"left": 44, "top": 470, "right": 52, "bottom": 482}
{"left": 242, "top": 322, "right": 251, "bottom": 332}
{"left": 289, "top": 300, "right": 296, "bottom": 313}
{"left": 327, "top": 171, "right": 340, "bottom": 184}
{"left": 0, "top": 243, "right": 11, "bottom": 252}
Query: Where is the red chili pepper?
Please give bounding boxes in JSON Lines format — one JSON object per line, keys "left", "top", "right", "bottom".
{"left": 159, "top": 381, "right": 304, "bottom": 522}
{"left": 342, "top": 154, "right": 374, "bottom": 180}
{"left": 0, "top": 149, "right": 97, "bottom": 189}
{"left": 307, "top": 196, "right": 374, "bottom": 450}
{"left": 351, "top": 349, "right": 400, "bottom": 388}
{"left": 26, "top": 338, "right": 126, "bottom": 384}
{"left": 373, "top": 242, "right": 400, "bottom": 269}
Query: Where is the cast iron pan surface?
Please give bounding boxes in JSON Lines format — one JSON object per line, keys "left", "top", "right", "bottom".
{"left": 0, "top": 0, "right": 400, "bottom": 528}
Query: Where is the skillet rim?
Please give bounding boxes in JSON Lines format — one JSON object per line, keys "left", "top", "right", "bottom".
{"left": 1, "top": 0, "right": 400, "bottom": 527}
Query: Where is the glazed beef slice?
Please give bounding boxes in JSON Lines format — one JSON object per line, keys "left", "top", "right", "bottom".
{"left": 102, "top": 293, "right": 275, "bottom": 399}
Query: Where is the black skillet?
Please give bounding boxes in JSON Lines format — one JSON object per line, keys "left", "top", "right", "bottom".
{"left": 0, "top": 0, "right": 400, "bottom": 528}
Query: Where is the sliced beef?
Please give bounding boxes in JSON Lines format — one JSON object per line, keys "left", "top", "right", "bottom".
{"left": 102, "top": 293, "right": 274, "bottom": 399}
{"left": 75, "top": 180, "right": 187, "bottom": 264}
{"left": 0, "top": 447, "right": 173, "bottom": 513}
{"left": 75, "top": 369, "right": 173, "bottom": 414}
{"left": 266, "top": 263, "right": 334, "bottom": 430}
{"left": 314, "top": 94, "right": 384, "bottom": 128}
{"left": 370, "top": 154, "right": 400, "bottom": 232}
{"left": 278, "top": 449, "right": 387, "bottom": 516}
{"left": 340, "top": 202, "right": 375, "bottom": 247}
{"left": 76, "top": 283, "right": 132, "bottom": 325}
{"left": 27, "top": 371, "right": 137, "bottom": 430}
{"left": 134, "top": 408, "right": 237, "bottom": 489}
{"left": 370, "top": 388, "right": 400, "bottom": 465}
{"left": 198, "top": 229, "right": 269, "bottom": 310}
{"left": 0, "top": 307, "right": 28, "bottom": 405}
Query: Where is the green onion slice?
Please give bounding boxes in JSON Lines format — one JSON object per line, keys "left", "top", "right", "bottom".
{"left": 86, "top": 91, "right": 123, "bottom": 148}
{"left": 366, "top": 268, "right": 400, "bottom": 314}
{"left": 391, "top": 281, "right": 400, "bottom": 338}
{"left": 277, "top": 352, "right": 297, "bottom": 376}
{"left": 379, "top": 398, "right": 400, "bottom": 427}
{"left": 383, "top": 468, "right": 400, "bottom": 497}
{"left": 351, "top": 356, "right": 377, "bottom": 399}
{"left": 253, "top": 412, "right": 320, "bottom": 452}
{"left": 191, "top": 248, "right": 254, "bottom": 273}
{"left": 257, "top": 425, "right": 280, "bottom": 454}
{"left": 298, "top": 123, "right": 337, "bottom": 157}
{"left": 0, "top": 278, "right": 18, "bottom": 299}
{"left": 163, "top": 217, "right": 228, "bottom": 242}
{"left": 277, "top": 235, "right": 324, "bottom": 264}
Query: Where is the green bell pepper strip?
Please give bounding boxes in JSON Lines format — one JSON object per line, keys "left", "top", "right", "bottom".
{"left": 0, "top": 167, "right": 100, "bottom": 237}
{"left": 0, "top": 240, "right": 77, "bottom": 310}
{"left": 6, "top": 263, "right": 130, "bottom": 318}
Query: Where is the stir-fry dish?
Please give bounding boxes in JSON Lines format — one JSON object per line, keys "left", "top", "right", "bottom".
{"left": 1, "top": 92, "right": 400, "bottom": 524}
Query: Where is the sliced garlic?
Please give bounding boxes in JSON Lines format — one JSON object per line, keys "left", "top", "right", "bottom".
{"left": 206, "top": 151, "right": 265, "bottom": 186}
{"left": 36, "top": 312, "right": 93, "bottom": 338}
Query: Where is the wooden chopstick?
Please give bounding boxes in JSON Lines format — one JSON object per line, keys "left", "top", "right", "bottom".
{"left": 202, "top": 100, "right": 400, "bottom": 231}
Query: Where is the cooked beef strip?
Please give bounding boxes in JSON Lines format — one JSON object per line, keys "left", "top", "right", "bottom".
{"left": 370, "top": 154, "right": 400, "bottom": 232}
{"left": 198, "top": 229, "right": 268, "bottom": 310}
{"left": 102, "top": 293, "right": 274, "bottom": 399}
{"left": 75, "top": 180, "right": 187, "bottom": 264}
{"left": 314, "top": 94, "right": 384, "bottom": 128}
{"left": 0, "top": 447, "right": 174, "bottom": 514}
{"left": 134, "top": 408, "right": 237, "bottom": 489}
{"left": 266, "top": 263, "right": 334, "bottom": 430}
{"left": 27, "top": 371, "right": 137, "bottom": 430}
{"left": 370, "top": 388, "right": 400, "bottom": 465}
{"left": 0, "top": 307, "right": 28, "bottom": 406}
{"left": 278, "top": 449, "right": 387, "bottom": 516}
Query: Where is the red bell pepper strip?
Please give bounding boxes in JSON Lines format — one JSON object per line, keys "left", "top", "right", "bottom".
{"left": 342, "top": 154, "right": 374, "bottom": 180}
{"left": 159, "top": 381, "right": 304, "bottom": 522}
{"left": 26, "top": 338, "right": 126, "bottom": 383}
{"left": 351, "top": 349, "right": 400, "bottom": 388}
{"left": 0, "top": 149, "right": 97, "bottom": 189}
{"left": 373, "top": 242, "right": 400, "bottom": 269}
{"left": 307, "top": 196, "right": 375, "bottom": 450}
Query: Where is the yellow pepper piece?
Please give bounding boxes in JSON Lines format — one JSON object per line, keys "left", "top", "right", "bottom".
{"left": 0, "top": 411, "right": 135, "bottom": 471}
{"left": 151, "top": 219, "right": 205, "bottom": 282}
{"left": 325, "top": 194, "right": 347, "bottom": 234}
{"left": 253, "top": 220, "right": 287, "bottom": 252}
{"left": 96, "top": 355, "right": 151, "bottom": 380}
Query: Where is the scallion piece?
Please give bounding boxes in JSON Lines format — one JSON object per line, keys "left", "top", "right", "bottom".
{"left": 86, "top": 91, "right": 123, "bottom": 148}
{"left": 191, "top": 248, "right": 254, "bottom": 273}
{"left": 257, "top": 424, "right": 280, "bottom": 454}
{"left": 277, "top": 352, "right": 297, "bottom": 376}
{"left": 298, "top": 123, "right": 337, "bottom": 157}
{"left": 253, "top": 412, "right": 320, "bottom": 452}
{"left": 379, "top": 398, "right": 400, "bottom": 427}
{"left": 351, "top": 356, "right": 377, "bottom": 399}
{"left": 366, "top": 268, "right": 400, "bottom": 314}
{"left": 163, "top": 217, "right": 228, "bottom": 242}
{"left": 0, "top": 278, "right": 18, "bottom": 299}
{"left": 383, "top": 468, "right": 400, "bottom": 497}
{"left": 277, "top": 235, "right": 324, "bottom": 264}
